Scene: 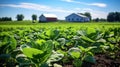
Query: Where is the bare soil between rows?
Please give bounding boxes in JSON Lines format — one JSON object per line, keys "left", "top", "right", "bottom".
{"left": 63, "top": 53, "right": 120, "bottom": 67}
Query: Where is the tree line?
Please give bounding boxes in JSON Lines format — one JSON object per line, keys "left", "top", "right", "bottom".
{"left": 107, "top": 12, "right": 120, "bottom": 22}
{"left": 93, "top": 18, "right": 106, "bottom": 22}
{"left": 0, "top": 12, "right": 120, "bottom": 22}
{"left": 0, "top": 14, "right": 37, "bottom": 22}
{"left": 93, "top": 12, "right": 120, "bottom": 22}
{"left": 16, "top": 14, "right": 37, "bottom": 23}
{"left": 0, "top": 17, "right": 12, "bottom": 21}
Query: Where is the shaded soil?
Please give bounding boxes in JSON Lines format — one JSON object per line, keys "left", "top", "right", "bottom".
{"left": 63, "top": 53, "right": 120, "bottom": 67}
{"left": 91, "top": 53, "right": 120, "bottom": 67}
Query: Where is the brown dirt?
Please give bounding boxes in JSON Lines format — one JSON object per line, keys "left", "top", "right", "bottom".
{"left": 62, "top": 53, "right": 120, "bottom": 67}
{"left": 91, "top": 53, "right": 120, "bottom": 67}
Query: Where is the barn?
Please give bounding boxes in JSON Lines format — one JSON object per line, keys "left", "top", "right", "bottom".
{"left": 39, "top": 14, "right": 57, "bottom": 22}
{"left": 65, "top": 13, "right": 90, "bottom": 22}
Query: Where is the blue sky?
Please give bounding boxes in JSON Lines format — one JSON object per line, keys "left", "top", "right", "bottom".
{"left": 0, "top": 0, "right": 120, "bottom": 20}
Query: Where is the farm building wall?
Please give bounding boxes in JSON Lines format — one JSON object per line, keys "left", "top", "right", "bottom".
{"left": 39, "top": 15, "right": 47, "bottom": 22}
{"left": 39, "top": 14, "right": 57, "bottom": 22}
{"left": 65, "top": 13, "right": 90, "bottom": 22}
{"left": 46, "top": 18, "right": 57, "bottom": 21}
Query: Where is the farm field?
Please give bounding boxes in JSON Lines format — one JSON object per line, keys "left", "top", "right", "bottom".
{"left": 0, "top": 21, "right": 120, "bottom": 67}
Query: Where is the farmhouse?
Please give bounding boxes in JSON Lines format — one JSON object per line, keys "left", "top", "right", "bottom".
{"left": 65, "top": 13, "right": 90, "bottom": 22}
{"left": 39, "top": 14, "right": 57, "bottom": 22}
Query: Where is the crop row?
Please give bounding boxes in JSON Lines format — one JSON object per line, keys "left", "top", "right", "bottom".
{"left": 0, "top": 26, "right": 120, "bottom": 67}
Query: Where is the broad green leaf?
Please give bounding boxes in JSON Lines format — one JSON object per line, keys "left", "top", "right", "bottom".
{"left": 29, "top": 40, "right": 53, "bottom": 64}
{"left": 78, "top": 46, "right": 85, "bottom": 51}
{"left": 20, "top": 44, "right": 30, "bottom": 50}
{"left": 72, "top": 36, "right": 80, "bottom": 40}
{"left": 0, "top": 34, "right": 17, "bottom": 54}
{"left": 100, "top": 45, "right": 109, "bottom": 50}
{"left": 57, "top": 38, "right": 66, "bottom": 45}
{"left": 53, "top": 63, "right": 62, "bottom": 67}
{"left": 42, "top": 40, "right": 53, "bottom": 52}
{"left": 45, "top": 30, "right": 52, "bottom": 37}
{"left": 109, "top": 44, "right": 115, "bottom": 50}
{"left": 97, "top": 39, "right": 106, "bottom": 43}
{"left": 9, "top": 36, "right": 17, "bottom": 50}
{"left": 77, "top": 30, "right": 86, "bottom": 36}
{"left": 79, "top": 46, "right": 96, "bottom": 55}
{"left": 57, "top": 50, "right": 66, "bottom": 55}
{"left": 87, "top": 28, "right": 96, "bottom": 35}
{"left": 39, "top": 40, "right": 53, "bottom": 63}
{"left": 47, "top": 50, "right": 64, "bottom": 64}
{"left": 81, "top": 36, "right": 95, "bottom": 43}
{"left": 22, "top": 48, "right": 43, "bottom": 58}
{"left": 68, "top": 47, "right": 81, "bottom": 59}
{"left": 108, "top": 37, "right": 116, "bottom": 43}
{"left": 71, "top": 51, "right": 80, "bottom": 59}
{"left": 45, "top": 29, "right": 59, "bottom": 40}
{"left": 36, "top": 39, "right": 46, "bottom": 45}
{"left": 86, "top": 46, "right": 97, "bottom": 51}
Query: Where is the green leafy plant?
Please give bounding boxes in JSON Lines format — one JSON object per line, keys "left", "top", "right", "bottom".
{"left": 68, "top": 46, "right": 96, "bottom": 67}
{"left": 47, "top": 50, "right": 64, "bottom": 66}
{"left": 19, "top": 40, "right": 53, "bottom": 67}
{"left": 0, "top": 32, "right": 17, "bottom": 66}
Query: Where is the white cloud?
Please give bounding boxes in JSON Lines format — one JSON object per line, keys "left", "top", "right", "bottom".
{"left": 0, "top": 3, "right": 50, "bottom": 10}
{"left": 88, "top": 3, "right": 107, "bottom": 7}
{"left": 0, "top": 3, "right": 73, "bottom": 13}
{"left": 61, "top": 0, "right": 74, "bottom": 2}
{"left": 74, "top": 8, "right": 107, "bottom": 19}
{"left": 61, "top": 0, "right": 107, "bottom": 7}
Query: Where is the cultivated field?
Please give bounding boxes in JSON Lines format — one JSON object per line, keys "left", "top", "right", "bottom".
{"left": 0, "top": 21, "right": 120, "bottom": 67}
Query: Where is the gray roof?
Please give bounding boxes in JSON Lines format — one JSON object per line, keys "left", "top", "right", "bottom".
{"left": 75, "top": 13, "right": 88, "bottom": 18}
{"left": 66, "top": 13, "right": 88, "bottom": 18}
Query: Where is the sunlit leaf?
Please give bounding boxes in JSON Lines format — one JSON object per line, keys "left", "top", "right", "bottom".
{"left": 22, "top": 48, "right": 43, "bottom": 58}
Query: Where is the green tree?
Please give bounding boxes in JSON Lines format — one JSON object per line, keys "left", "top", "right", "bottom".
{"left": 32, "top": 14, "right": 37, "bottom": 23}
{"left": 0, "top": 18, "right": 1, "bottom": 21}
{"left": 94, "top": 18, "right": 99, "bottom": 22}
{"left": 0, "top": 17, "right": 12, "bottom": 21}
{"left": 16, "top": 14, "right": 24, "bottom": 21}
{"left": 99, "top": 18, "right": 106, "bottom": 22}
{"left": 115, "top": 12, "right": 120, "bottom": 22}
{"left": 32, "top": 14, "right": 37, "bottom": 20}
{"left": 107, "top": 12, "right": 120, "bottom": 22}
{"left": 84, "top": 12, "right": 92, "bottom": 21}
{"left": 107, "top": 12, "right": 115, "bottom": 22}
